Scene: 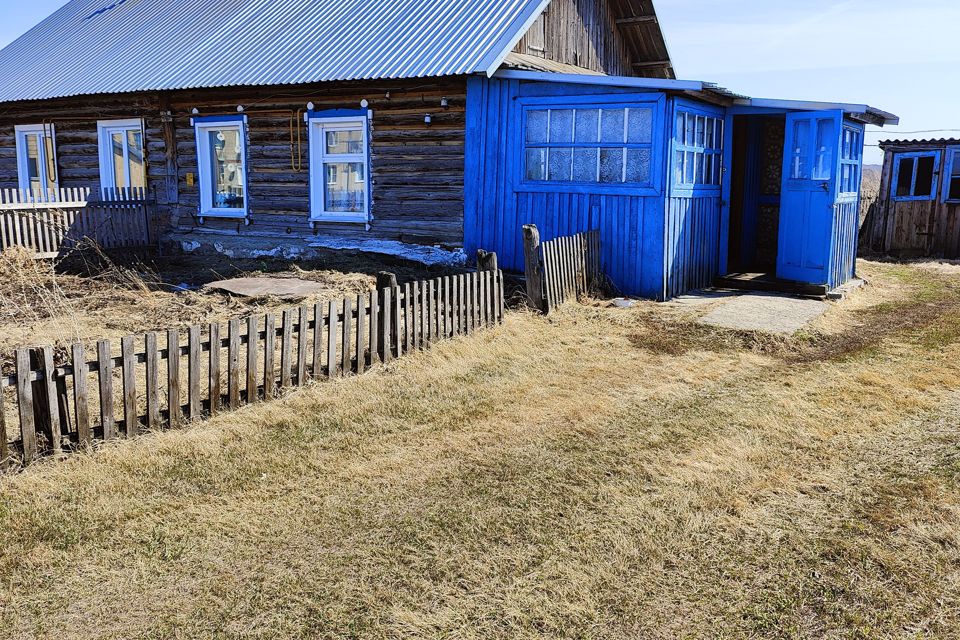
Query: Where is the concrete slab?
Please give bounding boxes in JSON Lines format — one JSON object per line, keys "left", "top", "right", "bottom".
{"left": 699, "top": 293, "right": 830, "bottom": 335}
{"left": 204, "top": 277, "right": 331, "bottom": 300}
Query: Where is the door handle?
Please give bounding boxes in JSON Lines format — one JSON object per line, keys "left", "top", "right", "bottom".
{"left": 820, "top": 181, "right": 830, "bottom": 192}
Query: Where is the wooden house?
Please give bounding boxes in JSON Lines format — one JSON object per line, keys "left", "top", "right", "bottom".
{"left": 0, "top": 0, "right": 897, "bottom": 299}
{"left": 861, "top": 139, "right": 960, "bottom": 259}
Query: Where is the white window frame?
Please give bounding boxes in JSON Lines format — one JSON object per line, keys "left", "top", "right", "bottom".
{"left": 14, "top": 124, "right": 58, "bottom": 195}
{"left": 97, "top": 118, "right": 146, "bottom": 194}
{"left": 308, "top": 115, "right": 370, "bottom": 223}
{"left": 194, "top": 116, "right": 249, "bottom": 219}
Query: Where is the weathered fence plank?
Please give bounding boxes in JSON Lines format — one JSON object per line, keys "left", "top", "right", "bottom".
{"left": 71, "top": 343, "right": 91, "bottom": 445}
{"left": 188, "top": 326, "right": 201, "bottom": 420}
{"left": 16, "top": 349, "right": 37, "bottom": 463}
{"left": 209, "top": 323, "right": 221, "bottom": 416}
{"left": 246, "top": 316, "right": 258, "bottom": 404}
{"left": 228, "top": 319, "right": 240, "bottom": 410}
{"left": 264, "top": 313, "right": 276, "bottom": 399}
{"left": 167, "top": 329, "right": 182, "bottom": 427}
{"left": 145, "top": 332, "right": 161, "bottom": 430}
{"left": 98, "top": 339, "right": 116, "bottom": 440}
{"left": 121, "top": 336, "right": 137, "bottom": 436}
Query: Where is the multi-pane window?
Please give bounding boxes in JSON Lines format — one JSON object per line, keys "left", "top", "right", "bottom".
{"left": 893, "top": 152, "right": 938, "bottom": 201}
{"left": 194, "top": 117, "right": 247, "bottom": 218}
{"left": 674, "top": 110, "right": 723, "bottom": 188}
{"left": 790, "top": 117, "right": 835, "bottom": 181}
{"left": 944, "top": 149, "right": 960, "bottom": 202}
{"left": 309, "top": 115, "right": 369, "bottom": 221}
{"left": 523, "top": 105, "right": 655, "bottom": 186}
{"left": 14, "top": 124, "right": 58, "bottom": 195}
{"left": 97, "top": 119, "right": 146, "bottom": 193}
{"left": 839, "top": 126, "right": 863, "bottom": 194}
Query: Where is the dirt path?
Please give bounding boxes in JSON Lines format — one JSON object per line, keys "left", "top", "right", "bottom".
{"left": 0, "top": 260, "right": 958, "bottom": 638}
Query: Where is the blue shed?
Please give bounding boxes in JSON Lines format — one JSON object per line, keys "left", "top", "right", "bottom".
{"left": 464, "top": 72, "right": 897, "bottom": 299}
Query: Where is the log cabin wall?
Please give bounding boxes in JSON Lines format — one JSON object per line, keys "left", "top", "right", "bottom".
{"left": 0, "top": 76, "right": 468, "bottom": 255}
{"left": 512, "top": 0, "right": 635, "bottom": 75}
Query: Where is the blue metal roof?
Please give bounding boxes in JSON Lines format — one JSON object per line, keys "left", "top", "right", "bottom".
{"left": 0, "top": 0, "right": 550, "bottom": 104}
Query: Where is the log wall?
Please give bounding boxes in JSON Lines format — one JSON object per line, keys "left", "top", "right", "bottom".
{"left": 0, "top": 77, "right": 468, "bottom": 253}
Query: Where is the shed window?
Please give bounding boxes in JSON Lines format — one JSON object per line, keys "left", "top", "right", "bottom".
{"left": 14, "top": 124, "right": 58, "bottom": 195}
{"left": 194, "top": 117, "right": 248, "bottom": 218}
{"left": 673, "top": 110, "right": 723, "bottom": 188}
{"left": 839, "top": 126, "right": 863, "bottom": 194}
{"left": 97, "top": 119, "right": 146, "bottom": 194}
{"left": 309, "top": 114, "right": 369, "bottom": 222}
{"left": 524, "top": 105, "right": 655, "bottom": 186}
{"left": 893, "top": 152, "right": 938, "bottom": 201}
{"left": 944, "top": 149, "right": 960, "bottom": 202}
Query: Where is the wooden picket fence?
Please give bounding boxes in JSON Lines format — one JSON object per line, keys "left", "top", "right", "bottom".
{"left": 0, "top": 187, "right": 155, "bottom": 258}
{"left": 522, "top": 225, "right": 601, "bottom": 313}
{"left": 0, "top": 269, "right": 506, "bottom": 467}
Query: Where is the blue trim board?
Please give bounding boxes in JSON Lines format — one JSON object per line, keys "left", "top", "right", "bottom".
{"left": 307, "top": 108, "right": 368, "bottom": 119}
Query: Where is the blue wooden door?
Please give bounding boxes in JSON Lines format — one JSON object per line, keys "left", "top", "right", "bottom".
{"left": 777, "top": 110, "right": 843, "bottom": 284}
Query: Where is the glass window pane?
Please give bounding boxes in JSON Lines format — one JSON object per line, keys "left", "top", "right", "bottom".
{"left": 675, "top": 150, "right": 685, "bottom": 184}
{"left": 685, "top": 115, "right": 695, "bottom": 148}
{"left": 572, "top": 147, "right": 598, "bottom": 182}
{"left": 324, "top": 162, "right": 365, "bottom": 213}
{"left": 625, "top": 148, "right": 651, "bottom": 183}
{"left": 548, "top": 148, "right": 572, "bottom": 181}
{"left": 599, "top": 148, "right": 623, "bottom": 183}
{"left": 813, "top": 118, "right": 835, "bottom": 180}
{"left": 574, "top": 109, "right": 600, "bottom": 143}
{"left": 326, "top": 129, "right": 363, "bottom": 155}
{"left": 895, "top": 157, "right": 914, "bottom": 197}
{"left": 526, "top": 110, "right": 549, "bottom": 144}
{"left": 791, "top": 120, "right": 811, "bottom": 179}
{"left": 626, "top": 108, "right": 652, "bottom": 144}
{"left": 111, "top": 132, "right": 125, "bottom": 188}
{"left": 676, "top": 113, "right": 685, "bottom": 144}
{"left": 915, "top": 156, "right": 935, "bottom": 197}
{"left": 950, "top": 177, "right": 960, "bottom": 201}
{"left": 600, "top": 109, "right": 625, "bottom": 144}
{"left": 685, "top": 150, "right": 696, "bottom": 183}
{"left": 705, "top": 119, "right": 715, "bottom": 149}
{"left": 952, "top": 151, "right": 960, "bottom": 178}
{"left": 695, "top": 116, "right": 705, "bottom": 147}
{"left": 713, "top": 153, "right": 722, "bottom": 184}
{"left": 26, "top": 134, "right": 41, "bottom": 191}
{"left": 208, "top": 127, "right": 245, "bottom": 209}
{"left": 525, "top": 148, "right": 547, "bottom": 181}
{"left": 128, "top": 130, "right": 145, "bottom": 189}
{"left": 549, "top": 109, "right": 574, "bottom": 143}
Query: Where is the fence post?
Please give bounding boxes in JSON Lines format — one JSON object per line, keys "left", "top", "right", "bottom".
{"left": 376, "top": 272, "right": 397, "bottom": 362}
{"left": 477, "top": 250, "right": 498, "bottom": 273}
{"left": 522, "top": 224, "right": 546, "bottom": 313}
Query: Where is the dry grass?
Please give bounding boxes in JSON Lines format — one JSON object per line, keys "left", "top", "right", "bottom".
{"left": 0, "top": 260, "right": 959, "bottom": 638}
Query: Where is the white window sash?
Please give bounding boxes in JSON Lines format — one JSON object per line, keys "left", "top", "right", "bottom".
{"left": 14, "top": 124, "right": 58, "bottom": 196}
{"left": 194, "top": 119, "right": 248, "bottom": 219}
{"left": 97, "top": 118, "right": 145, "bottom": 194}
{"left": 309, "top": 116, "right": 370, "bottom": 223}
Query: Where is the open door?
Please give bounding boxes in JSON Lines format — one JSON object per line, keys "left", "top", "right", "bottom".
{"left": 777, "top": 110, "right": 843, "bottom": 284}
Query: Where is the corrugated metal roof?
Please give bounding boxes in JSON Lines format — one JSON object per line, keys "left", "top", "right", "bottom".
{"left": 0, "top": 0, "right": 549, "bottom": 104}
{"left": 502, "top": 52, "right": 605, "bottom": 76}
{"left": 880, "top": 138, "right": 960, "bottom": 148}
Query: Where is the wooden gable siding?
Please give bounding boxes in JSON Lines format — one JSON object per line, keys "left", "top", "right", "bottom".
{"left": 513, "top": 0, "right": 635, "bottom": 75}
{"left": 0, "top": 77, "right": 467, "bottom": 251}
{"left": 862, "top": 145, "right": 960, "bottom": 258}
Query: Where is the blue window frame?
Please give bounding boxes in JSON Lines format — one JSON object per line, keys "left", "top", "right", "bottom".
{"left": 892, "top": 151, "right": 940, "bottom": 201}
{"left": 942, "top": 147, "right": 960, "bottom": 203}
{"left": 518, "top": 93, "right": 665, "bottom": 194}
{"left": 839, "top": 125, "right": 863, "bottom": 195}
{"left": 672, "top": 106, "right": 724, "bottom": 190}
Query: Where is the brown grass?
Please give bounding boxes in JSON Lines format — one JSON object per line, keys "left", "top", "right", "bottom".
{"left": 0, "top": 259, "right": 958, "bottom": 638}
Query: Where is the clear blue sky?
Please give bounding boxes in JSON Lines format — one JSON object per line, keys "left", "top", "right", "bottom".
{"left": 4, "top": 0, "right": 959, "bottom": 164}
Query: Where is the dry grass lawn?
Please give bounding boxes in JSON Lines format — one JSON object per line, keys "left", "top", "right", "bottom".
{"left": 0, "top": 259, "right": 959, "bottom": 638}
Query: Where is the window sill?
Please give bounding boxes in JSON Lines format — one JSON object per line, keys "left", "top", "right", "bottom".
{"left": 199, "top": 210, "right": 248, "bottom": 220}
{"left": 310, "top": 215, "right": 369, "bottom": 224}
{"left": 517, "top": 181, "right": 660, "bottom": 197}
{"left": 891, "top": 197, "right": 937, "bottom": 203}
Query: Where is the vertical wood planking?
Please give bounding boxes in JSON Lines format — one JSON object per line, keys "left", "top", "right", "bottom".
{"left": 280, "top": 310, "right": 293, "bottom": 388}
{"left": 188, "top": 326, "right": 201, "bottom": 420}
{"left": 145, "top": 333, "right": 160, "bottom": 430}
{"left": 121, "top": 336, "right": 138, "bottom": 436}
{"left": 40, "top": 346, "right": 61, "bottom": 453}
{"left": 311, "top": 302, "right": 323, "bottom": 379}
{"left": 381, "top": 288, "right": 392, "bottom": 363}
{"left": 167, "top": 329, "right": 181, "bottom": 427}
{"left": 228, "top": 319, "right": 240, "bottom": 410}
{"left": 355, "top": 293, "right": 367, "bottom": 374}
{"left": 369, "top": 290, "right": 380, "bottom": 365}
{"left": 98, "top": 340, "right": 116, "bottom": 440}
{"left": 264, "top": 313, "right": 276, "bottom": 399}
{"left": 16, "top": 349, "right": 37, "bottom": 463}
{"left": 342, "top": 297, "right": 353, "bottom": 375}
{"left": 0, "top": 383, "right": 7, "bottom": 466}
{"left": 392, "top": 286, "right": 402, "bottom": 357}
{"left": 410, "top": 281, "right": 420, "bottom": 351}
{"left": 297, "top": 305, "right": 309, "bottom": 385}
{"left": 246, "top": 316, "right": 259, "bottom": 404}
{"left": 71, "top": 343, "right": 91, "bottom": 445}
{"left": 327, "top": 299, "right": 338, "bottom": 379}
{"left": 209, "top": 323, "right": 221, "bottom": 416}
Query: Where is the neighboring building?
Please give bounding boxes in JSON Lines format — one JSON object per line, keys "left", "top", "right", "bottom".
{"left": 0, "top": 0, "right": 896, "bottom": 299}
{"left": 861, "top": 139, "right": 960, "bottom": 259}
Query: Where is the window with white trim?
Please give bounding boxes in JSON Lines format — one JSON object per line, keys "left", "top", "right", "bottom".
{"left": 97, "top": 119, "right": 146, "bottom": 193}
{"left": 308, "top": 115, "right": 369, "bottom": 221}
{"left": 892, "top": 151, "right": 939, "bottom": 201}
{"left": 15, "top": 124, "right": 58, "bottom": 195}
{"left": 674, "top": 110, "right": 723, "bottom": 188}
{"left": 523, "top": 105, "right": 655, "bottom": 186}
{"left": 194, "top": 117, "right": 248, "bottom": 218}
